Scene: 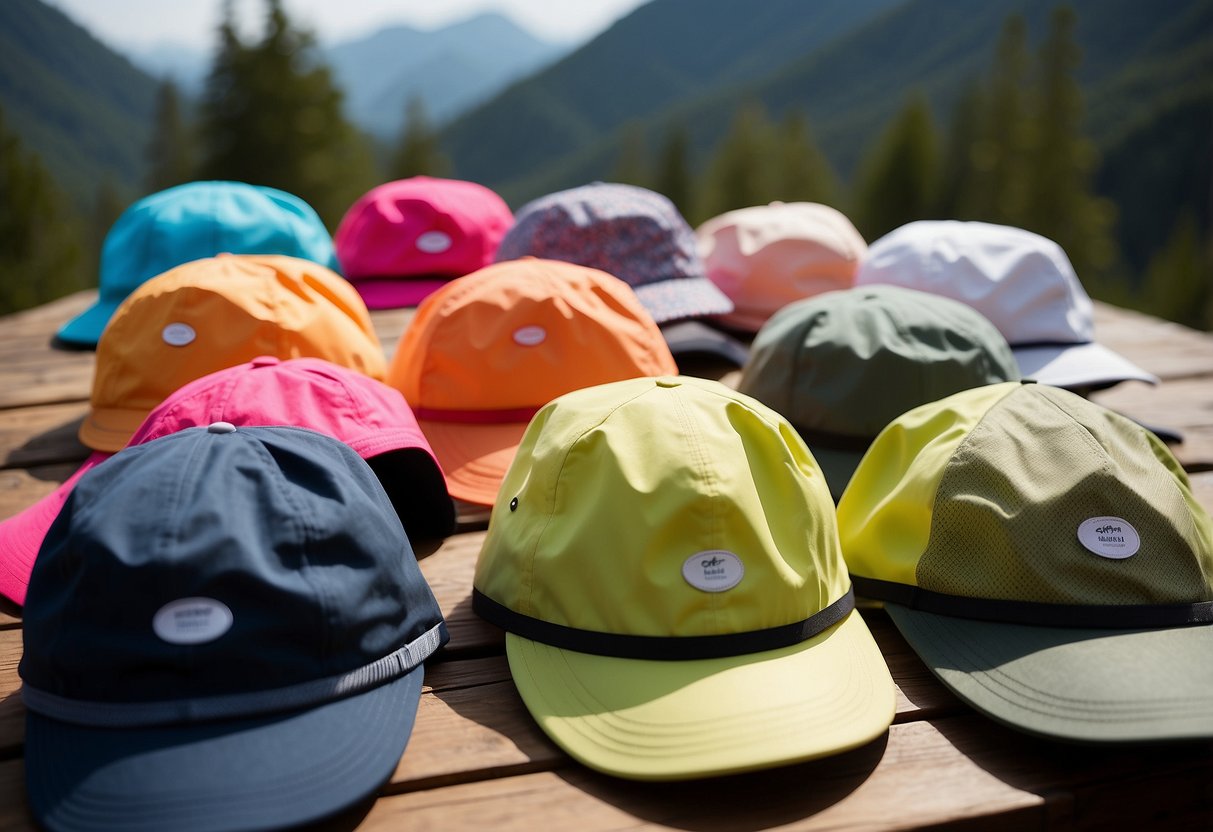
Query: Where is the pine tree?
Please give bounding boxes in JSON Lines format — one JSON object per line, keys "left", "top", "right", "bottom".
{"left": 611, "top": 121, "right": 649, "bottom": 187}
{"left": 969, "top": 15, "right": 1033, "bottom": 225}
{"left": 1023, "top": 5, "right": 1117, "bottom": 287}
{"left": 1140, "top": 212, "right": 1213, "bottom": 330}
{"left": 936, "top": 81, "right": 985, "bottom": 218}
{"left": 653, "top": 122, "right": 693, "bottom": 219}
{"left": 774, "top": 110, "right": 839, "bottom": 207}
{"left": 197, "top": 0, "right": 375, "bottom": 226}
{"left": 389, "top": 96, "right": 451, "bottom": 180}
{"left": 0, "top": 106, "right": 86, "bottom": 315}
{"left": 694, "top": 103, "right": 779, "bottom": 224}
{"left": 145, "top": 80, "right": 195, "bottom": 192}
{"left": 853, "top": 94, "right": 940, "bottom": 241}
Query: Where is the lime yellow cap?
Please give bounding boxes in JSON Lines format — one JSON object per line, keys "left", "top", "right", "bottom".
{"left": 475, "top": 375, "right": 894, "bottom": 779}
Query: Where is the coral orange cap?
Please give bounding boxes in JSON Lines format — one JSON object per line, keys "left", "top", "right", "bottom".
{"left": 80, "top": 254, "right": 386, "bottom": 452}
{"left": 388, "top": 257, "right": 678, "bottom": 506}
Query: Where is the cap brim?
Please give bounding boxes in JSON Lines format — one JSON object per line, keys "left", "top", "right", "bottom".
{"left": 79, "top": 407, "right": 149, "bottom": 452}
{"left": 506, "top": 611, "right": 895, "bottom": 780}
{"left": 633, "top": 277, "right": 735, "bottom": 324}
{"left": 363, "top": 444, "right": 456, "bottom": 540}
{"left": 25, "top": 669, "right": 423, "bottom": 832}
{"left": 54, "top": 298, "right": 124, "bottom": 350}
{"left": 711, "top": 309, "right": 771, "bottom": 334}
{"left": 659, "top": 320, "right": 750, "bottom": 366}
{"left": 0, "top": 453, "right": 111, "bottom": 606}
{"left": 1013, "top": 342, "right": 1159, "bottom": 390}
{"left": 351, "top": 278, "right": 452, "bottom": 310}
{"left": 806, "top": 445, "right": 866, "bottom": 505}
{"left": 418, "top": 419, "right": 529, "bottom": 507}
{"left": 885, "top": 605, "right": 1213, "bottom": 743}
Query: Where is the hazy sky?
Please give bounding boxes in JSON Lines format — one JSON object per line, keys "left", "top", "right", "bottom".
{"left": 46, "top": 0, "right": 650, "bottom": 50}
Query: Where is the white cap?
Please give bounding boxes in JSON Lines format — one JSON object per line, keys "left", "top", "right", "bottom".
{"left": 855, "top": 220, "right": 1158, "bottom": 389}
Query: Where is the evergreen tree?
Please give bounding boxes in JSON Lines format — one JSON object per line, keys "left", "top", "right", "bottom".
{"left": 774, "top": 110, "right": 839, "bottom": 207}
{"left": 611, "top": 121, "right": 649, "bottom": 188}
{"left": 969, "top": 15, "right": 1032, "bottom": 225}
{"left": 145, "top": 80, "right": 195, "bottom": 192}
{"left": 653, "top": 122, "right": 693, "bottom": 219}
{"left": 936, "top": 81, "right": 985, "bottom": 218}
{"left": 197, "top": 0, "right": 375, "bottom": 226}
{"left": 1024, "top": 5, "right": 1117, "bottom": 286}
{"left": 389, "top": 96, "right": 451, "bottom": 180}
{"left": 1140, "top": 212, "right": 1213, "bottom": 331}
{"left": 694, "top": 103, "right": 779, "bottom": 224}
{"left": 853, "top": 94, "right": 940, "bottom": 242}
{"left": 0, "top": 107, "right": 86, "bottom": 315}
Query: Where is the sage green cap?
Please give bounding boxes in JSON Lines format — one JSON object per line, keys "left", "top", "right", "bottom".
{"left": 737, "top": 285, "right": 1019, "bottom": 502}
{"left": 839, "top": 382, "right": 1213, "bottom": 743}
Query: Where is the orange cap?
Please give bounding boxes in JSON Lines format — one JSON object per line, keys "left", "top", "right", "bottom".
{"left": 697, "top": 202, "right": 867, "bottom": 332}
{"left": 81, "top": 254, "right": 386, "bottom": 452}
{"left": 388, "top": 257, "right": 678, "bottom": 506}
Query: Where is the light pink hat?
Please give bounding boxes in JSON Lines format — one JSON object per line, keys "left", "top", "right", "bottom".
{"left": 335, "top": 176, "right": 514, "bottom": 309}
{"left": 698, "top": 202, "right": 867, "bottom": 332}
{"left": 0, "top": 356, "right": 454, "bottom": 606}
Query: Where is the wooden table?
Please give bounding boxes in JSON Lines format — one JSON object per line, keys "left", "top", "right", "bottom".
{"left": 1, "top": 292, "right": 1211, "bottom": 831}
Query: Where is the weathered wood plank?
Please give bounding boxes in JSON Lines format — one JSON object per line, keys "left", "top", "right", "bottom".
{"left": 1093, "top": 303, "right": 1213, "bottom": 381}
{"left": 1092, "top": 377, "right": 1213, "bottom": 471}
{"left": 0, "top": 408, "right": 89, "bottom": 472}
{"left": 363, "top": 718, "right": 1058, "bottom": 832}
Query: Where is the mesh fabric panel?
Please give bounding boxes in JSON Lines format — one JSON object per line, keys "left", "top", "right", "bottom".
{"left": 918, "top": 385, "right": 1213, "bottom": 605}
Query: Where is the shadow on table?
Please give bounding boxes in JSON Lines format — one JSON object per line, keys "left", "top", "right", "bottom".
{"left": 929, "top": 714, "right": 1213, "bottom": 829}
{"left": 558, "top": 733, "right": 887, "bottom": 831}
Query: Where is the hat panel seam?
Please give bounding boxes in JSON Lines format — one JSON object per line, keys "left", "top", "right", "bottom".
{"left": 250, "top": 434, "right": 334, "bottom": 666}
{"left": 525, "top": 385, "right": 656, "bottom": 619}
{"left": 671, "top": 386, "right": 724, "bottom": 627}
{"left": 914, "top": 391, "right": 1009, "bottom": 589}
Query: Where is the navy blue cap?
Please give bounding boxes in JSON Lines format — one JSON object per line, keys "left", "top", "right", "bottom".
{"left": 20, "top": 423, "right": 447, "bottom": 832}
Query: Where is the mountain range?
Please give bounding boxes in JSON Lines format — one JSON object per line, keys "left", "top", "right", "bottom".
{"left": 3, "top": 0, "right": 1209, "bottom": 280}
{"left": 128, "top": 12, "right": 567, "bottom": 140}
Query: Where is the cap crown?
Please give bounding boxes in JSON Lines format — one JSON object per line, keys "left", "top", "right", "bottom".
{"left": 133, "top": 356, "right": 452, "bottom": 539}
{"left": 495, "top": 182, "right": 707, "bottom": 287}
{"left": 99, "top": 181, "right": 339, "bottom": 307}
{"left": 335, "top": 176, "right": 513, "bottom": 279}
{"left": 740, "top": 285, "right": 1018, "bottom": 441}
{"left": 856, "top": 220, "right": 1093, "bottom": 346}
{"left": 476, "top": 376, "right": 849, "bottom": 638}
{"left": 699, "top": 202, "right": 867, "bottom": 331}
{"left": 83, "top": 255, "right": 386, "bottom": 451}
{"left": 840, "top": 382, "right": 1213, "bottom": 606}
{"left": 21, "top": 425, "right": 446, "bottom": 705}
{"left": 388, "top": 258, "right": 678, "bottom": 412}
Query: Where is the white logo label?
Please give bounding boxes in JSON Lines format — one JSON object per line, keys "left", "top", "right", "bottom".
{"left": 682, "top": 550, "right": 744, "bottom": 592}
{"left": 513, "top": 325, "right": 547, "bottom": 346}
{"left": 153, "top": 597, "right": 234, "bottom": 644}
{"left": 161, "top": 322, "right": 196, "bottom": 347}
{"left": 415, "top": 231, "right": 453, "bottom": 254}
{"left": 1077, "top": 516, "right": 1140, "bottom": 559}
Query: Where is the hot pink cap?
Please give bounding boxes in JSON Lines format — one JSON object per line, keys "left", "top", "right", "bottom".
{"left": 334, "top": 177, "right": 514, "bottom": 309}
{"left": 0, "top": 356, "right": 455, "bottom": 606}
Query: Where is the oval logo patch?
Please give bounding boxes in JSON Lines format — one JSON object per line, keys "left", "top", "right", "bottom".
{"left": 682, "top": 550, "right": 744, "bottom": 592}
{"left": 1077, "top": 516, "right": 1141, "bottom": 559}
{"left": 153, "top": 597, "right": 234, "bottom": 645}
{"left": 161, "top": 322, "right": 196, "bottom": 347}
{"left": 415, "top": 231, "right": 453, "bottom": 254}
{"left": 513, "top": 325, "right": 547, "bottom": 346}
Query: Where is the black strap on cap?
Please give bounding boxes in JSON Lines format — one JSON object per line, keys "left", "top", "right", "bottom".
{"left": 852, "top": 576, "right": 1213, "bottom": 628}
{"left": 472, "top": 586, "right": 856, "bottom": 660}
